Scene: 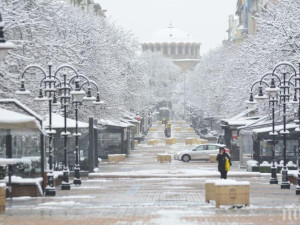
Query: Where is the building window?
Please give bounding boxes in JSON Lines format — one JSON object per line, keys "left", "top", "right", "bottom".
{"left": 191, "top": 47, "right": 194, "bottom": 55}
{"left": 171, "top": 46, "right": 175, "bottom": 55}
{"left": 156, "top": 46, "right": 161, "bottom": 52}
{"left": 185, "top": 46, "right": 189, "bottom": 55}
{"left": 150, "top": 46, "right": 154, "bottom": 52}
{"left": 178, "top": 46, "right": 182, "bottom": 55}
{"left": 164, "top": 46, "right": 168, "bottom": 55}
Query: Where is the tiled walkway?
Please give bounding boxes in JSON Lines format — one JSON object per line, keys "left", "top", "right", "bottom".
{"left": 1, "top": 122, "right": 300, "bottom": 225}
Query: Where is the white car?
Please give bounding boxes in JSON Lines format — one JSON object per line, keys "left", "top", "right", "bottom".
{"left": 174, "top": 144, "right": 230, "bottom": 162}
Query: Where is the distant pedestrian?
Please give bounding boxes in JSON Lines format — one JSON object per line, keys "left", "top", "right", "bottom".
{"left": 216, "top": 147, "right": 232, "bottom": 179}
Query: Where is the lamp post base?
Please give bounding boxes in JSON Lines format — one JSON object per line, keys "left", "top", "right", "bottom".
{"left": 45, "top": 171, "right": 56, "bottom": 196}
{"left": 296, "top": 186, "right": 300, "bottom": 195}
{"left": 61, "top": 182, "right": 71, "bottom": 190}
{"left": 281, "top": 168, "right": 290, "bottom": 189}
{"left": 73, "top": 178, "right": 82, "bottom": 185}
{"left": 45, "top": 187, "right": 56, "bottom": 196}
{"left": 281, "top": 182, "right": 291, "bottom": 189}
{"left": 73, "top": 165, "right": 81, "bottom": 185}
{"left": 270, "top": 178, "right": 278, "bottom": 184}
{"left": 270, "top": 166, "right": 278, "bottom": 184}
{"left": 61, "top": 168, "right": 71, "bottom": 190}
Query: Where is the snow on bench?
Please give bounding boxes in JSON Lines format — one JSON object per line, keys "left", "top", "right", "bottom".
{"left": 0, "top": 176, "right": 43, "bottom": 197}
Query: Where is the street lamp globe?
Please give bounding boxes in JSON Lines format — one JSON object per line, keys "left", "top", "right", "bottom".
{"left": 254, "top": 86, "right": 269, "bottom": 103}
{"left": 93, "top": 92, "right": 105, "bottom": 105}
{"left": 265, "top": 78, "right": 280, "bottom": 98}
{"left": 245, "top": 92, "right": 257, "bottom": 108}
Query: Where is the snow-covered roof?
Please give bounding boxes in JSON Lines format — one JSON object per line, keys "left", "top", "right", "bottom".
{"left": 252, "top": 123, "right": 298, "bottom": 134}
{"left": 44, "top": 114, "right": 89, "bottom": 129}
{"left": 0, "top": 107, "right": 41, "bottom": 130}
{"left": 143, "top": 26, "right": 198, "bottom": 44}
{"left": 98, "top": 119, "right": 131, "bottom": 128}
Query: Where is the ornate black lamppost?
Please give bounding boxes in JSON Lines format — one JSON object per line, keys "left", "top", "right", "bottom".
{"left": 16, "top": 64, "right": 101, "bottom": 192}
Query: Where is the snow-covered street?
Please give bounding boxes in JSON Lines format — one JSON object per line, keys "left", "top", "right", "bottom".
{"left": 1, "top": 123, "right": 300, "bottom": 225}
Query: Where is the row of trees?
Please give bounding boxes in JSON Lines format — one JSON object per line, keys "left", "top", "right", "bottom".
{"left": 0, "top": 0, "right": 179, "bottom": 121}
{"left": 186, "top": 0, "right": 300, "bottom": 119}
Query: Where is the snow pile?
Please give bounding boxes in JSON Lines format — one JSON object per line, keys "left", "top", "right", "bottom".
{"left": 247, "top": 160, "right": 258, "bottom": 167}
{"left": 0, "top": 157, "right": 40, "bottom": 166}
{"left": 260, "top": 161, "right": 271, "bottom": 167}
{"left": 0, "top": 183, "right": 6, "bottom": 188}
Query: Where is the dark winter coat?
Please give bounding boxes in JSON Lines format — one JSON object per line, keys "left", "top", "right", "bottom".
{"left": 216, "top": 153, "right": 231, "bottom": 172}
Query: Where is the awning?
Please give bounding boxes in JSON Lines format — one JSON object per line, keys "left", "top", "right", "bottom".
{"left": 44, "top": 114, "right": 89, "bottom": 129}
{"left": 253, "top": 123, "right": 298, "bottom": 134}
{"left": 0, "top": 107, "right": 41, "bottom": 130}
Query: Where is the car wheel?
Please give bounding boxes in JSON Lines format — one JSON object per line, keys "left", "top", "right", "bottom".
{"left": 182, "top": 154, "right": 191, "bottom": 162}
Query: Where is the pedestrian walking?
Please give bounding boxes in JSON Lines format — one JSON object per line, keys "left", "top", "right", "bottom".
{"left": 216, "top": 147, "right": 232, "bottom": 179}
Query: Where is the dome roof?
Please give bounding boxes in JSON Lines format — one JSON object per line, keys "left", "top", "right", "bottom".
{"left": 144, "top": 25, "right": 197, "bottom": 44}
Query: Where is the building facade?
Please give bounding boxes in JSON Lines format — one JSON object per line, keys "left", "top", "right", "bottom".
{"left": 141, "top": 25, "right": 201, "bottom": 72}
{"left": 60, "top": 0, "right": 106, "bottom": 17}
{"left": 228, "top": 0, "right": 279, "bottom": 43}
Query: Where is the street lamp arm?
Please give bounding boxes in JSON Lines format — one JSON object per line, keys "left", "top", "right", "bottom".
{"left": 80, "top": 80, "right": 99, "bottom": 92}
{"left": 250, "top": 80, "right": 269, "bottom": 92}
{"left": 54, "top": 64, "right": 79, "bottom": 78}
{"left": 69, "top": 74, "right": 91, "bottom": 86}
{"left": 272, "top": 62, "right": 297, "bottom": 77}
{"left": 21, "top": 65, "right": 47, "bottom": 79}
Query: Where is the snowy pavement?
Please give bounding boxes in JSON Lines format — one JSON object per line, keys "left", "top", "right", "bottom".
{"left": 1, "top": 122, "right": 300, "bottom": 224}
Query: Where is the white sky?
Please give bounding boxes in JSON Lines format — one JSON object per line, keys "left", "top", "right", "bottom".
{"left": 96, "top": 0, "right": 237, "bottom": 55}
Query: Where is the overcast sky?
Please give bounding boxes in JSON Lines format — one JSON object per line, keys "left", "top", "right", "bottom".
{"left": 96, "top": 0, "right": 237, "bottom": 55}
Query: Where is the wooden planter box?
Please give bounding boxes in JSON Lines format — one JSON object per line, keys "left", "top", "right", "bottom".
{"left": 215, "top": 181, "right": 250, "bottom": 208}
{"left": 165, "top": 138, "right": 176, "bottom": 145}
{"left": 187, "top": 127, "right": 193, "bottom": 132}
{"left": 7, "top": 178, "right": 43, "bottom": 197}
{"left": 108, "top": 154, "right": 126, "bottom": 164}
{"left": 185, "top": 138, "right": 195, "bottom": 145}
{"left": 174, "top": 127, "right": 181, "bottom": 132}
{"left": 198, "top": 139, "right": 208, "bottom": 145}
{"left": 149, "top": 127, "right": 158, "bottom": 132}
{"left": 178, "top": 121, "right": 183, "bottom": 126}
{"left": 205, "top": 180, "right": 218, "bottom": 203}
{"left": 0, "top": 185, "right": 6, "bottom": 212}
{"left": 209, "top": 154, "right": 217, "bottom": 163}
{"left": 134, "top": 140, "right": 138, "bottom": 147}
{"left": 157, "top": 154, "right": 171, "bottom": 163}
{"left": 147, "top": 139, "right": 159, "bottom": 145}
{"left": 157, "top": 121, "right": 162, "bottom": 125}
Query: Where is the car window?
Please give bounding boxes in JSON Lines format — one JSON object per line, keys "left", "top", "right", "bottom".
{"left": 208, "top": 145, "right": 217, "bottom": 150}
{"left": 195, "top": 145, "right": 207, "bottom": 151}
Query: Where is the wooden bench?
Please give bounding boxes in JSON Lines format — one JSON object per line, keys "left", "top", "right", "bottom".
{"left": 2, "top": 177, "right": 43, "bottom": 197}
{"left": 0, "top": 183, "right": 6, "bottom": 212}
{"left": 214, "top": 180, "right": 250, "bottom": 208}
{"left": 157, "top": 154, "right": 172, "bottom": 163}
{"left": 185, "top": 138, "right": 195, "bottom": 145}
{"left": 108, "top": 154, "right": 126, "bottom": 164}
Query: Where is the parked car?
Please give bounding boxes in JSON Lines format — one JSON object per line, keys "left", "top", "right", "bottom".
{"left": 174, "top": 144, "right": 230, "bottom": 162}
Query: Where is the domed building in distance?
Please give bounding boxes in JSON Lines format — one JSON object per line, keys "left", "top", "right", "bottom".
{"left": 141, "top": 24, "right": 201, "bottom": 72}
